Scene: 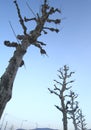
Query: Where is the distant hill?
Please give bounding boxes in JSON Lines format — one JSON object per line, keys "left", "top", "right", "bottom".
{"left": 16, "top": 129, "right": 26, "bottom": 130}
{"left": 16, "top": 128, "right": 58, "bottom": 130}
{"left": 32, "top": 128, "right": 58, "bottom": 130}
{"left": 16, "top": 128, "right": 91, "bottom": 130}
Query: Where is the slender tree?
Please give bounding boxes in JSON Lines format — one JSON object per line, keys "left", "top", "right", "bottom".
{"left": 48, "top": 65, "right": 75, "bottom": 130}
{"left": 67, "top": 90, "right": 79, "bottom": 130}
{"left": 0, "top": 0, "right": 61, "bottom": 118}
{"left": 67, "top": 91, "right": 87, "bottom": 130}
{"left": 77, "top": 109, "right": 87, "bottom": 130}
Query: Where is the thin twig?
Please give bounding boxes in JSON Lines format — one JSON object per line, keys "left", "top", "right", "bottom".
{"left": 26, "top": 2, "right": 36, "bottom": 17}
{"left": 9, "top": 21, "right": 19, "bottom": 43}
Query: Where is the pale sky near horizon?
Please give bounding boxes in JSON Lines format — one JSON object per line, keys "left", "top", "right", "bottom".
{"left": 0, "top": 0, "right": 91, "bottom": 130}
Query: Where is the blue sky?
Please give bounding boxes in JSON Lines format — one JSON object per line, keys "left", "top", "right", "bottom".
{"left": 0, "top": 0, "right": 91, "bottom": 129}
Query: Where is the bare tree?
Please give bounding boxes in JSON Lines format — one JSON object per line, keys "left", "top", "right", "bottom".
{"left": 67, "top": 90, "right": 79, "bottom": 130}
{"left": 0, "top": 0, "right": 61, "bottom": 118}
{"left": 48, "top": 65, "right": 75, "bottom": 130}
{"left": 77, "top": 109, "right": 87, "bottom": 130}
{"left": 66, "top": 91, "right": 87, "bottom": 130}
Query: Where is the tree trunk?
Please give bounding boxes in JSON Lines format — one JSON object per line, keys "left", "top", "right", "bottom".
{"left": 0, "top": 0, "right": 60, "bottom": 118}
{"left": 62, "top": 101, "right": 68, "bottom": 130}
{"left": 63, "top": 112, "right": 68, "bottom": 130}
{"left": 0, "top": 6, "right": 44, "bottom": 118}
{"left": 0, "top": 43, "right": 26, "bottom": 118}
{"left": 0, "top": 34, "right": 39, "bottom": 118}
{"left": 73, "top": 113, "right": 78, "bottom": 130}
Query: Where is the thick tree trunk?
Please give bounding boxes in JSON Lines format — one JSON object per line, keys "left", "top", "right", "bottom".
{"left": 0, "top": 6, "right": 43, "bottom": 118}
{"left": 0, "top": 43, "right": 26, "bottom": 118}
{"left": 0, "top": 33, "right": 39, "bottom": 118}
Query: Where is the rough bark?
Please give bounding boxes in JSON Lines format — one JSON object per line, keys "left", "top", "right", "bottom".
{"left": 0, "top": 42, "right": 26, "bottom": 117}
{"left": 0, "top": 0, "right": 61, "bottom": 118}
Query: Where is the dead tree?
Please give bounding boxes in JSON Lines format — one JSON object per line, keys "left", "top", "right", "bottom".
{"left": 0, "top": 0, "right": 61, "bottom": 118}
{"left": 48, "top": 65, "right": 75, "bottom": 130}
